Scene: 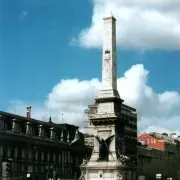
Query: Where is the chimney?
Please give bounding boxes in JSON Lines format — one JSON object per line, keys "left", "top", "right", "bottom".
{"left": 26, "top": 106, "right": 31, "bottom": 118}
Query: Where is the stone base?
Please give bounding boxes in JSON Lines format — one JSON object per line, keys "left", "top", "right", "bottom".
{"left": 97, "top": 89, "right": 120, "bottom": 99}
{"left": 80, "top": 161, "right": 136, "bottom": 180}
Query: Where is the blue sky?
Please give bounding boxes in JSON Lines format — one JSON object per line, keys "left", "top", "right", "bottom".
{"left": 1, "top": 0, "right": 180, "bottom": 133}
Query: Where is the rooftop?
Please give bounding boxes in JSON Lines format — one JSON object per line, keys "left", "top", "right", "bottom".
{"left": 0, "top": 111, "right": 78, "bottom": 130}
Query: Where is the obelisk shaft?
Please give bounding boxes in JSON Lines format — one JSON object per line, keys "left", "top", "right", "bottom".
{"left": 98, "top": 12, "right": 120, "bottom": 99}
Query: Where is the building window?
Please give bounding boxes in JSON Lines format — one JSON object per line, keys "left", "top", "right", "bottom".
{"left": 41, "top": 152, "right": 44, "bottom": 161}
{"left": 35, "top": 151, "right": 38, "bottom": 160}
{"left": 21, "top": 149, "right": 25, "bottom": 159}
{"left": 41, "top": 165, "right": 44, "bottom": 173}
{"left": 147, "top": 139, "right": 149, "bottom": 143}
{"left": 28, "top": 150, "right": 32, "bottom": 160}
{"left": 14, "top": 147, "right": 18, "bottom": 158}
{"left": 53, "top": 153, "right": 56, "bottom": 162}
{"left": 62, "top": 151, "right": 64, "bottom": 173}
{"left": 154, "top": 139, "right": 156, "bottom": 143}
{"left": 21, "top": 163, "right": 24, "bottom": 172}
{"left": 151, "top": 139, "right": 153, "bottom": 143}
{"left": 58, "top": 153, "right": 61, "bottom": 163}
{"left": 35, "top": 165, "right": 38, "bottom": 173}
{"left": 7, "top": 147, "right": 11, "bottom": 157}
{"left": 27, "top": 164, "right": 33, "bottom": 173}
{"left": 0, "top": 145, "right": 3, "bottom": 156}
{"left": 47, "top": 152, "right": 50, "bottom": 161}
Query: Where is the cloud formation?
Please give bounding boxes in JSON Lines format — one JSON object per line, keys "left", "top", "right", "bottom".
{"left": 73, "top": 0, "right": 180, "bottom": 50}
{"left": 19, "top": 11, "right": 28, "bottom": 19}
{"left": 8, "top": 64, "right": 180, "bottom": 134}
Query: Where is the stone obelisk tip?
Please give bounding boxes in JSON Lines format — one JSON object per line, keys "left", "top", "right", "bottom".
{"left": 103, "top": 11, "right": 116, "bottom": 20}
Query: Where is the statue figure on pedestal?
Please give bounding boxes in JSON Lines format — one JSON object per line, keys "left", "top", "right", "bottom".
{"left": 79, "top": 167, "right": 86, "bottom": 180}
{"left": 95, "top": 135, "right": 114, "bottom": 161}
{"left": 70, "top": 129, "right": 80, "bottom": 146}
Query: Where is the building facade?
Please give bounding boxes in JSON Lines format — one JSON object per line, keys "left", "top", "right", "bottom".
{"left": 137, "top": 132, "right": 180, "bottom": 179}
{"left": 138, "top": 132, "right": 178, "bottom": 153}
{"left": 0, "top": 109, "right": 86, "bottom": 180}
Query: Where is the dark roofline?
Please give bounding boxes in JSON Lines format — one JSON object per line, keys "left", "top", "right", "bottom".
{"left": 121, "top": 103, "right": 136, "bottom": 111}
{"left": 0, "top": 111, "right": 78, "bottom": 130}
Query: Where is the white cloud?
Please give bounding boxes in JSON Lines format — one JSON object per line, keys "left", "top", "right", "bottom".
{"left": 73, "top": 0, "right": 180, "bottom": 50}
{"left": 8, "top": 64, "right": 180, "bottom": 135}
{"left": 20, "top": 11, "right": 28, "bottom": 19}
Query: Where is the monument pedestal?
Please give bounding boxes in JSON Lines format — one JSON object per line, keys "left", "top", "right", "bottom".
{"left": 80, "top": 161, "right": 136, "bottom": 180}
{"left": 80, "top": 124, "right": 136, "bottom": 180}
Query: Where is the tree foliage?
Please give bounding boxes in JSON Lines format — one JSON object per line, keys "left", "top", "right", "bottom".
{"left": 143, "top": 155, "right": 180, "bottom": 179}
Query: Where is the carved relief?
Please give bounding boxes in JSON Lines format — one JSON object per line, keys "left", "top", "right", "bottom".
{"left": 104, "top": 50, "right": 111, "bottom": 61}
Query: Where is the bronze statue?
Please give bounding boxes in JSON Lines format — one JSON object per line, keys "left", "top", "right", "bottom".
{"left": 95, "top": 135, "right": 114, "bottom": 161}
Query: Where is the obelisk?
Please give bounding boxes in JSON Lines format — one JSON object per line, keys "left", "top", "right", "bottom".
{"left": 80, "top": 12, "right": 137, "bottom": 180}
{"left": 98, "top": 11, "right": 120, "bottom": 99}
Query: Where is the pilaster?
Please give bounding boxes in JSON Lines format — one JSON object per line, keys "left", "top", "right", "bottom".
{"left": 38, "top": 125, "right": 44, "bottom": 137}
{"left": 12, "top": 118, "right": 20, "bottom": 132}
{"left": 26, "top": 122, "right": 32, "bottom": 135}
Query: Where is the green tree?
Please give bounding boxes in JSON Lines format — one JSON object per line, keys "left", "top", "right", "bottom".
{"left": 143, "top": 155, "right": 180, "bottom": 179}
